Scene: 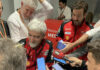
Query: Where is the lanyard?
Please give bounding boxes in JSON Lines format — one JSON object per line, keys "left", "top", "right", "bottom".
{"left": 18, "top": 9, "right": 29, "bottom": 31}
{"left": 60, "top": 7, "right": 66, "bottom": 16}
{"left": 0, "top": 20, "right": 7, "bottom": 38}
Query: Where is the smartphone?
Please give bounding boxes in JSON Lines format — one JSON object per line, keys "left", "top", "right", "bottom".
{"left": 53, "top": 57, "right": 67, "bottom": 64}
{"left": 52, "top": 63, "right": 63, "bottom": 70}
{"left": 37, "top": 57, "right": 46, "bottom": 70}
{"left": 57, "top": 40, "right": 66, "bottom": 50}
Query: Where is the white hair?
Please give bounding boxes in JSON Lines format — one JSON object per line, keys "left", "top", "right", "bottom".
{"left": 21, "top": 0, "right": 38, "bottom": 9}
{"left": 28, "top": 18, "right": 47, "bottom": 36}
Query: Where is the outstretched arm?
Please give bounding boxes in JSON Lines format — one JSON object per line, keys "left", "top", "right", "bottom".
{"left": 39, "top": 0, "right": 53, "bottom": 13}
{"left": 35, "top": 0, "right": 53, "bottom": 19}
{"left": 61, "top": 34, "right": 89, "bottom": 53}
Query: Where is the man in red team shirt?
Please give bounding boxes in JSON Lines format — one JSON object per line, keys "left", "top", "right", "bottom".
{"left": 19, "top": 19, "right": 53, "bottom": 70}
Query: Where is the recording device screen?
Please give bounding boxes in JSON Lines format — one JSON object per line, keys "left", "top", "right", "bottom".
{"left": 52, "top": 63, "right": 63, "bottom": 70}
{"left": 53, "top": 57, "right": 67, "bottom": 64}
{"left": 37, "top": 57, "right": 46, "bottom": 70}
{"left": 57, "top": 40, "right": 66, "bottom": 50}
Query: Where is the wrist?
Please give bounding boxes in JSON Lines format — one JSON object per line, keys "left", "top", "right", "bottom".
{"left": 73, "top": 42, "right": 78, "bottom": 48}
{"left": 61, "top": 49, "right": 67, "bottom": 53}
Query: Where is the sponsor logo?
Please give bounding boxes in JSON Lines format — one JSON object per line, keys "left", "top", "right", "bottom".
{"left": 47, "top": 29, "right": 58, "bottom": 33}
{"left": 48, "top": 33, "right": 56, "bottom": 38}
{"left": 42, "top": 50, "right": 49, "bottom": 56}
{"left": 44, "top": 50, "right": 49, "bottom": 56}
{"left": 66, "top": 36, "right": 69, "bottom": 40}
{"left": 65, "top": 28, "right": 71, "bottom": 30}
{"left": 65, "top": 32, "right": 71, "bottom": 35}
{"left": 26, "top": 61, "right": 30, "bottom": 66}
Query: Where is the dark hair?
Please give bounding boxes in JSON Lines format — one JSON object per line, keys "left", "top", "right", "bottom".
{"left": 87, "top": 39, "right": 100, "bottom": 64}
{"left": 86, "top": 12, "right": 94, "bottom": 23}
{"left": 72, "top": 0, "right": 88, "bottom": 14}
{"left": 59, "top": 0, "right": 67, "bottom": 5}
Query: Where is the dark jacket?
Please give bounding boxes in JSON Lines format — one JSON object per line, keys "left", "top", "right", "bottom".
{"left": 0, "top": 20, "right": 10, "bottom": 37}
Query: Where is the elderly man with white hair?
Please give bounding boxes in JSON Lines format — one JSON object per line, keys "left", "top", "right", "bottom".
{"left": 19, "top": 18, "right": 53, "bottom": 70}
{"left": 8, "top": 0, "right": 53, "bottom": 42}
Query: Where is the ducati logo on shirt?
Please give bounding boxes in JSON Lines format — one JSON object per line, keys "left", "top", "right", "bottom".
{"left": 66, "top": 36, "right": 69, "bottom": 40}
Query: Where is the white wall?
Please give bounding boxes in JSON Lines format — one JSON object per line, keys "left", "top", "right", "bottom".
{"left": 2, "top": 0, "right": 14, "bottom": 20}
{"left": 48, "top": 0, "right": 59, "bottom": 19}
{"left": 14, "top": 0, "right": 21, "bottom": 11}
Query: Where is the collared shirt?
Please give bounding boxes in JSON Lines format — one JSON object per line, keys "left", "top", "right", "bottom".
{"left": 57, "top": 6, "right": 71, "bottom": 20}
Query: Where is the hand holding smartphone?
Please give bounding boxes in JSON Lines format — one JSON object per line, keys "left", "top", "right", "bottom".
{"left": 53, "top": 57, "right": 67, "bottom": 64}
{"left": 57, "top": 40, "right": 66, "bottom": 50}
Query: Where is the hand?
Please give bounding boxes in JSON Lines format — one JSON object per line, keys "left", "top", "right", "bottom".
{"left": 46, "top": 65, "right": 49, "bottom": 70}
{"left": 61, "top": 48, "right": 68, "bottom": 53}
{"left": 68, "top": 57, "right": 82, "bottom": 67}
{"left": 61, "top": 42, "right": 74, "bottom": 53}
